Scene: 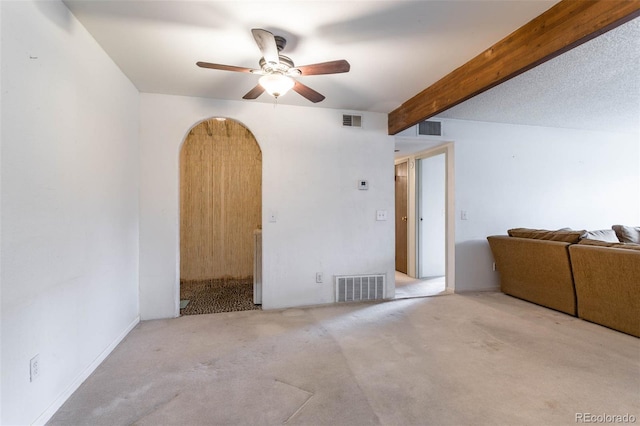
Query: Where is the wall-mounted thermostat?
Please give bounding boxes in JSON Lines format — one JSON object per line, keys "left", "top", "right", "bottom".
{"left": 358, "top": 180, "right": 369, "bottom": 190}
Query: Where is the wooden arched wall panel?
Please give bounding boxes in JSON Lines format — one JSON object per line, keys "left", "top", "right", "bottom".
{"left": 180, "top": 119, "right": 262, "bottom": 280}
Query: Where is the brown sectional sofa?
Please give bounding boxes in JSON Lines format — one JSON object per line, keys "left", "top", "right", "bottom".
{"left": 487, "top": 226, "right": 640, "bottom": 337}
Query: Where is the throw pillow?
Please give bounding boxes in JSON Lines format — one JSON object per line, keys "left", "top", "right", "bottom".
{"left": 612, "top": 225, "right": 640, "bottom": 244}
{"left": 583, "top": 229, "right": 619, "bottom": 243}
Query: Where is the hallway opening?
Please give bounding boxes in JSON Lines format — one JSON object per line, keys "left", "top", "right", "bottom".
{"left": 179, "top": 118, "right": 262, "bottom": 314}
{"left": 393, "top": 142, "right": 455, "bottom": 299}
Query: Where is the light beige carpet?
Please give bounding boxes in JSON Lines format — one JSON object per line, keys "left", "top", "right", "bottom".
{"left": 48, "top": 292, "right": 639, "bottom": 425}
{"left": 394, "top": 271, "right": 447, "bottom": 299}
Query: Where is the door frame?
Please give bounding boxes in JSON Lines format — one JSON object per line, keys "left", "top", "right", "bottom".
{"left": 395, "top": 142, "right": 455, "bottom": 292}
{"left": 177, "top": 117, "right": 263, "bottom": 313}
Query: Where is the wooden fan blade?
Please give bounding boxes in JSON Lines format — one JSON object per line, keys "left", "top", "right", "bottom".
{"left": 196, "top": 62, "right": 254, "bottom": 73}
{"left": 242, "top": 84, "right": 265, "bottom": 100}
{"left": 296, "top": 60, "right": 350, "bottom": 76}
{"left": 251, "top": 28, "right": 279, "bottom": 65}
{"left": 292, "top": 81, "right": 325, "bottom": 103}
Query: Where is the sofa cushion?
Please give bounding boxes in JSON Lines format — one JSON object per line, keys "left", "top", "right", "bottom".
{"left": 612, "top": 225, "right": 640, "bottom": 244}
{"left": 583, "top": 229, "right": 619, "bottom": 243}
{"left": 577, "top": 238, "right": 640, "bottom": 251}
{"left": 507, "top": 228, "right": 585, "bottom": 244}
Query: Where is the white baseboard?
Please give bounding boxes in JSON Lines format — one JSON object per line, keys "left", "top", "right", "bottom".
{"left": 32, "top": 316, "right": 140, "bottom": 426}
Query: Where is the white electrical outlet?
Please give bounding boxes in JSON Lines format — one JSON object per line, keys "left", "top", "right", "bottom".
{"left": 316, "top": 272, "right": 323, "bottom": 283}
{"left": 30, "top": 354, "right": 40, "bottom": 382}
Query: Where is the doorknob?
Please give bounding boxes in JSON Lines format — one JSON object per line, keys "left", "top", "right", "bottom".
{"left": 402, "top": 216, "right": 407, "bottom": 222}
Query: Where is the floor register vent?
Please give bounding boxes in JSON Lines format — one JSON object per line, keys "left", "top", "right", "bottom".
{"left": 335, "top": 274, "right": 385, "bottom": 302}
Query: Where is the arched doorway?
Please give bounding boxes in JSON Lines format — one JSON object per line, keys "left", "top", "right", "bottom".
{"left": 179, "top": 118, "right": 262, "bottom": 314}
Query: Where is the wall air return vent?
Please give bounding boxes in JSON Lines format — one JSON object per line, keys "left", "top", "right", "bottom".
{"left": 335, "top": 274, "right": 385, "bottom": 302}
{"left": 343, "top": 114, "right": 362, "bottom": 128}
{"left": 418, "top": 120, "right": 442, "bottom": 136}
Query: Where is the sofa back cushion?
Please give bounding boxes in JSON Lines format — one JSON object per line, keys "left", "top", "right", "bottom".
{"left": 612, "top": 225, "right": 640, "bottom": 244}
{"left": 577, "top": 238, "right": 640, "bottom": 251}
{"left": 507, "top": 228, "right": 585, "bottom": 244}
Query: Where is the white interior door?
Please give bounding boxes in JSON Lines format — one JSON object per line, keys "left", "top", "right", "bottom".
{"left": 417, "top": 153, "right": 446, "bottom": 278}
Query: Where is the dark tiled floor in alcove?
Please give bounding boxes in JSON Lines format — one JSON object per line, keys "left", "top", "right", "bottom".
{"left": 180, "top": 278, "right": 261, "bottom": 315}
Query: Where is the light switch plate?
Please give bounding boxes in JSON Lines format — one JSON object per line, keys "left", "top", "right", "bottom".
{"left": 376, "top": 210, "right": 387, "bottom": 221}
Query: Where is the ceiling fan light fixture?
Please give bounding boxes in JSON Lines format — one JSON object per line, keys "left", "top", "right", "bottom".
{"left": 197, "top": 29, "right": 349, "bottom": 103}
{"left": 259, "top": 73, "right": 294, "bottom": 98}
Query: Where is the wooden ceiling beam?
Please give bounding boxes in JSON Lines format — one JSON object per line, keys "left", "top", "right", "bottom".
{"left": 388, "top": 0, "right": 640, "bottom": 135}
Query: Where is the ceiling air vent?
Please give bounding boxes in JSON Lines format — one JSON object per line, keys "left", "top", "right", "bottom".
{"left": 418, "top": 120, "right": 442, "bottom": 136}
{"left": 343, "top": 114, "right": 362, "bottom": 128}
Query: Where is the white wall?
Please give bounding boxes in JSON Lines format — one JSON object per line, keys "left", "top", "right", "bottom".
{"left": 139, "top": 94, "right": 395, "bottom": 318}
{"left": 440, "top": 118, "right": 640, "bottom": 291}
{"left": 1, "top": 2, "right": 140, "bottom": 424}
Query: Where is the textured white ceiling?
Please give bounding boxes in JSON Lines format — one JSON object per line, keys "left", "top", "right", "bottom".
{"left": 62, "top": 1, "right": 637, "bottom": 137}
{"left": 438, "top": 17, "right": 640, "bottom": 134}
{"left": 63, "top": 0, "right": 556, "bottom": 112}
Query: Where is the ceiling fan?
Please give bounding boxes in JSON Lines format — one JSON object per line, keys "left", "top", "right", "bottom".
{"left": 197, "top": 28, "right": 350, "bottom": 103}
